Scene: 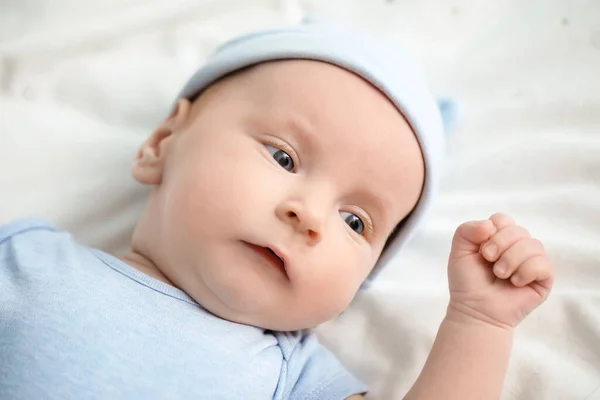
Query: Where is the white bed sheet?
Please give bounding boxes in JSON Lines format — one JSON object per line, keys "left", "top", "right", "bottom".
{"left": 1, "top": 1, "right": 599, "bottom": 399}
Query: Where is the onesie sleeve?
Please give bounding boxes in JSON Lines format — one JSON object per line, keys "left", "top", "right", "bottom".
{"left": 279, "top": 331, "right": 368, "bottom": 400}
{"left": 0, "top": 217, "right": 57, "bottom": 286}
{"left": 0, "top": 218, "right": 55, "bottom": 245}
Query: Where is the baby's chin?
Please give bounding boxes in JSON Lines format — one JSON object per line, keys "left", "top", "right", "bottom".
{"left": 187, "top": 277, "right": 346, "bottom": 331}
{"left": 167, "top": 248, "right": 359, "bottom": 331}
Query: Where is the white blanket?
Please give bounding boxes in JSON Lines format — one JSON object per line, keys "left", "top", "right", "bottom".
{"left": 1, "top": 1, "right": 599, "bottom": 398}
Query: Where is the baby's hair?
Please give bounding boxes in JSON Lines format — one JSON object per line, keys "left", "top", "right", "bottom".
{"left": 384, "top": 222, "right": 401, "bottom": 250}
{"left": 382, "top": 214, "right": 410, "bottom": 256}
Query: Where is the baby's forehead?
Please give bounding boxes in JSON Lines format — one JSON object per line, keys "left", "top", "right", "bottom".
{"left": 207, "top": 59, "right": 423, "bottom": 160}
{"left": 221, "top": 61, "right": 412, "bottom": 129}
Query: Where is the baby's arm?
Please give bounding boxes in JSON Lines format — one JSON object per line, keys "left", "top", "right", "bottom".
{"left": 347, "top": 213, "right": 554, "bottom": 400}
{"left": 401, "top": 313, "right": 513, "bottom": 399}
{"left": 347, "top": 317, "right": 512, "bottom": 400}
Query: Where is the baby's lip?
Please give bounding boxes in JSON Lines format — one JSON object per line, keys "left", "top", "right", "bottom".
{"left": 243, "top": 241, "right": 289, "bottom": 278}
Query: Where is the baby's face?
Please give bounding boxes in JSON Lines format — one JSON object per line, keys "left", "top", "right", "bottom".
{"left": 134, "top": 60, "right": 424, "bottom": 331}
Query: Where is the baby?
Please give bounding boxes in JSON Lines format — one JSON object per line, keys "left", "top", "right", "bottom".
{"left": 0, "top": 18, "right": 554, "bottom": 399}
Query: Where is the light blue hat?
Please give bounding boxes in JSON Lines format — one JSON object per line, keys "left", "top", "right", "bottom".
{"left": 175, "top": 16, "right": 458, "bottom": 282}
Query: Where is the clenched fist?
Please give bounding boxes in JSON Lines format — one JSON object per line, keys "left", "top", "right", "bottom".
{"left": 447, "top": 213, "right": 555, "bottom": 329}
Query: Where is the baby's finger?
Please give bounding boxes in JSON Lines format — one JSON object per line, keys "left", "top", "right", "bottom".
{"left": 510, "top": 255, "right": 553, "bottom": 288}
{"left": 450, "top": 220, "right": 496, "bottom": 259}
{"left": 489, "top": 213, "right": 516, "bottom": 231}
{"left": 481, "top": 225, "right": 531, "bottom": 262}
{"left": 453, "top": 220, "right": 495, "bottom": 244}
{"left": 492, "top": 237, "right": 545, "bottom": 279}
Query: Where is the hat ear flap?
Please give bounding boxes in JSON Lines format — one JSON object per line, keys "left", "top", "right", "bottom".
{"left": 302, "top": 12, "right": 324, "bottom": 24}
{"left": 437, "top": 98, "right": 461, "bottom": 134}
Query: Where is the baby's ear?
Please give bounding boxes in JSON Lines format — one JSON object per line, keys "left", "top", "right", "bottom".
{"left": 132, "top": 99, "right": 192, "bottom": 185}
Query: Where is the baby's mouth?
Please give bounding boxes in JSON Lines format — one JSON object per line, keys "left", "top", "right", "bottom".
{"left": 265, "top": 247, "right": 284, "bottom": 266}
{"left": 243, "top": 242, "right": 288, "bottom": 277}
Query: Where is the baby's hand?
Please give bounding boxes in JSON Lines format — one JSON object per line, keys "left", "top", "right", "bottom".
{"left": 446, "top": 213, "right": 554, "bottom": 329}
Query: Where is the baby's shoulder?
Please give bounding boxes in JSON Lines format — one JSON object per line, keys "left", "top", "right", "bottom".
{"left": 0, "top": 217, "right": 58, "bottom": 243}
{"left": 0, "top": 217, "right": 82, "bottom": 277}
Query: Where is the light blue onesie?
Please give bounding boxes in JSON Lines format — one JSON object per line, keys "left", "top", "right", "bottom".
{"left": 0, "top": 219, "right": 367, "bottom": 399}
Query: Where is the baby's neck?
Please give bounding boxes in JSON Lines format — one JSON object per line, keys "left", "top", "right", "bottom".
{"left": 120, "top": 252, "right": 176, "bottom": 287}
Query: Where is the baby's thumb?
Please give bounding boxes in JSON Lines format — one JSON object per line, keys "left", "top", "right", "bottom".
{"left": 450, "top": 220, "right": 496, "bottom": 261}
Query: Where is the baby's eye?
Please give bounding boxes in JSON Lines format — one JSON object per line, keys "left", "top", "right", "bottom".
{"left": 340, "top": 211, "right": 365, "bottom": 235}
{"left": 265, "top": 145, "right": 294, "bottom": 172}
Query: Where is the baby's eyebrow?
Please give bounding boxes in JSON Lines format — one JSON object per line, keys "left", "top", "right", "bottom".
{"left": 280, "top": 111, "right": 317, "bottom": 152}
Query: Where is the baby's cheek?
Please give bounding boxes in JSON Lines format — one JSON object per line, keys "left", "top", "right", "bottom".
{"left": 316, "top": 268, "right": 362, "bottom": 316}
{"left": 173, "top": 164, "right": 244, "bottom": 226}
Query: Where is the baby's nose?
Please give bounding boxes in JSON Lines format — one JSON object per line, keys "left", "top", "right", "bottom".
{"left": 276, "top": 201, "right": 323, "bottom": 245}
